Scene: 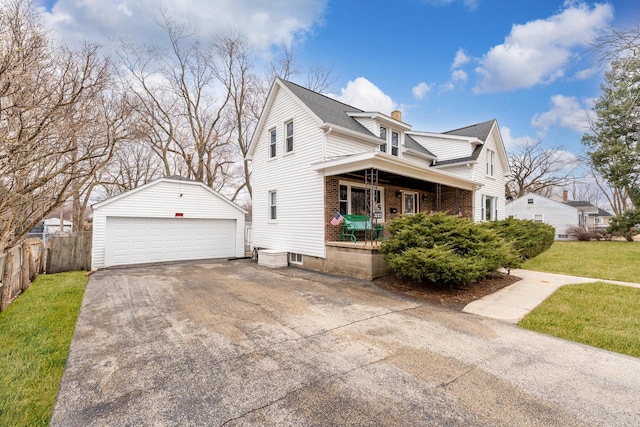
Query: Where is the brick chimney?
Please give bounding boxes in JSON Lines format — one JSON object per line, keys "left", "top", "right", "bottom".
{"left": 563, "top": 190, "right": 568, "bottom": 202}
{"left": 391, "top": 110, "right": 402, "bottom": 122}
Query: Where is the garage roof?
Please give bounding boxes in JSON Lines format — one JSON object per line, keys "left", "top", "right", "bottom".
{"left": 93, "top": 177, "right": 246, "bottom": 214}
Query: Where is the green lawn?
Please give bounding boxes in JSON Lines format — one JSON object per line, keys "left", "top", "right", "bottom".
{"left": 0, "top": 272, "right": 87, "bottom": 427}
{"left": 522, "top": 241, "right": 640, "bottom": 283}
{"left": 519, "top": 282, "right": 640, "bottom": 358}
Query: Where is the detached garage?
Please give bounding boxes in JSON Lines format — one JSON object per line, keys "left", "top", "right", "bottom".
{"left": 92, "top": 177, "right": 246, "bottom": 269}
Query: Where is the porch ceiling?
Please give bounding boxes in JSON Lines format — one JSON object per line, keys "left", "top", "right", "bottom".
{"left": 311, "top": 152, "right": 479, "bottom": 191}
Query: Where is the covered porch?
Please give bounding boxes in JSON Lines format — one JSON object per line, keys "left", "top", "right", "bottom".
{"left": 298, "top": 152, "right": 480, "bottom": 280}
{"left": 315, "top": 151, "right": 478, "bottom": 244}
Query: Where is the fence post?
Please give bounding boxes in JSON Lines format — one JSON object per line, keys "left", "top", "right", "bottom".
{"left": 1, "top": 252, "right": 13, "bottom": 311}
{"left": 21, "top": 242, "right": 31, "bottom": 292}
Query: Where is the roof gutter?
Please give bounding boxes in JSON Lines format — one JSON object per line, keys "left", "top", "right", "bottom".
{"left": 321, "top": 123, "right": 382, "bottom": 146}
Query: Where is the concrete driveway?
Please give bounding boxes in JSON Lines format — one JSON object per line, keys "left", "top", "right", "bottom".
{"left": 51, "top": 261, "right": 640, "bottom": 426}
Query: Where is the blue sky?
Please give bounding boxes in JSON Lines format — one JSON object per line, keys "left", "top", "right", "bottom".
{"left": 38, "top": 0, "right": 639, "bottom": 158}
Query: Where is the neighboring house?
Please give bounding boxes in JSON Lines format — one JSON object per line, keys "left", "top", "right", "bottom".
{"left": 506, "top": 192, "right": 613, "bottom": 239}
{"left": 43, "top": 218, "right": 73, "bottom": 235}
{"left": 246, "top": 78, "right": 509, "bottom": 279}
{"left": 91, "top": 177, "right": 246, "bottom": 269}
{"left": 588, "top": 207, "right": 614, "bottom": 230}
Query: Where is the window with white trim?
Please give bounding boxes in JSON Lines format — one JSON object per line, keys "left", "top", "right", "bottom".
{"left": 534, "top": 214, "right": 543, "bottom": 223}
{"left": 289, "top": 253, "right": 303, "bottom": 264}
{"left": 269, "top": 128, "right": 276, "bottom": 158}
{"left": 269, "top": 191, "right": 277, "bottom": 220}
{"left": 482, "top": 195, "right": 498, "bottom": 221}
{"left": 527, "top": 198, "right": 534, "bottom": 204}
{"left": 486, "top": 149, "right": 495, "bottom": 177}
{"left": 379, "top": 126, "right": 387, "bottom": 153}
{"left": 391, "top": 131, "right": 399, "bottom": 156}
{"left": 285, "top": 120, "right": 294, "bottom": 153}
{"left": 338, "top": 181, "right": 384, "bottom": 221}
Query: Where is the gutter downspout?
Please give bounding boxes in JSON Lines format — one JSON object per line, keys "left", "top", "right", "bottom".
{"left": 323, "top": 125, "right": 333, "bottom": 161}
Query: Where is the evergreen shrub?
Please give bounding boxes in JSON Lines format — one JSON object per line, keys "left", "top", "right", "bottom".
{"left": 483, "top": 218, "right": 555, "bottom": 259}
{"left": 380, "top": 212, "right": 521, "bottom": 286}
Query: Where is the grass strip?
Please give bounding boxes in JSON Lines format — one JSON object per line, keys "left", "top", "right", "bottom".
{"left": 0, "top": 271, "right": 88, "bottom": 427}
{"left": 519, "top": 282, "right": 640, "bottom": 358}
{"left": 522, "top": 241, "right": 640, "bottom": 283}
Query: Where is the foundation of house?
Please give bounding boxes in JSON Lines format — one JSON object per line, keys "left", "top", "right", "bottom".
{"left": 300, "top": 242, "right": 391, "bottom": 281}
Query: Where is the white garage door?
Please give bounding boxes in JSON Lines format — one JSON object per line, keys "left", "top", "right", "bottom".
{"left": 105, "top": 217, "right": 236, "bottom": 267}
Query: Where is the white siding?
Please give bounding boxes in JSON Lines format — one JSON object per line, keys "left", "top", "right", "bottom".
{"left": 410, "top": 134, "right": 472, "bottom": 161}
{"left": 352, "top": 117, "right": 377, "bottom": 134}
{"left": 251, "top": 86, "right": 326, "bottom": 258}
{"left": 506, "top": 193, "right": 580, "bottom": 239}
{"left": 92, "top": 179, "right": 245, "bottom": 268}
{"left": 325, "top": 132, "right": 377, "bottom": 158}
{"left": 471, "top": 129, "right": 507, "bottom": 222}
{"left": 436, "top": 164, "right": 471, "bottom": 179}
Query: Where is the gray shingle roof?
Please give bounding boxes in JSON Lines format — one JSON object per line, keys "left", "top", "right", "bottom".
{"left": 278, "top": 78, "right": 465, "bottom": 160}
{"left": 597, "top": 207, "right": 613, "bottom": 216}
{"left": 433, "top": 119, "right": 496, "bottom": 167}
{"left": 405, "top": 134, "right": 436, "bottom": 158}
{"left": 444, "top": 119, "right": 496, "bottom": 141}
{"left": 278, "top": 79, "right": 371, "bottom": 136}
{"left": 564, "top": 200, "right": 595, "bottom": 208}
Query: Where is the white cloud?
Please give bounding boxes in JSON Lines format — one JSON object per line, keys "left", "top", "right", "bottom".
{"left": 473, "top": 2, "right": 613, "bottom": 93}
{"left": 531, "top": 94, "right": 591, "bottom": 135}
{"left": 451, "top": 69, "right": 467, "bottom": 82}
{"left": 43, "top": 0, "right": 328, "bottom": 53}
{"left": 500, "top": 126, "right": 536, "bottom": 150}
{"left": 451, "top": 48, "right": 470, "bottom": 69}
{"left": 573, "top": 67, "right": 598, "bottom": 80}
{"left": 412, "top": 82, "right": 433, "bottom": 100}
{"left": 439, "top": 69, "right": 467, "bottom": 93}
{"left": 327, "top": 77, "right": 396, "bottom": 114}
{"left": 439, "top": 82, "right": 455, "bottom": 92}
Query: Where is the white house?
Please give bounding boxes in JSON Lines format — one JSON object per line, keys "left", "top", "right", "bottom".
{"left": 246, "top": 78, "right": 508, "bottom": 279}
{"left": 506, "top": 192, "right": 611, "bottom": 239}
{"left": 43, "top": 218, "right": 73, "bottom": 235}
{"left": 92, "top": 177, "right": 246, "bottom": 269}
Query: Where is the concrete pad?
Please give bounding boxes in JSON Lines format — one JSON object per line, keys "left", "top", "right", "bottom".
{"left": 51, "top": 262, "right": 640, "bottom": 426}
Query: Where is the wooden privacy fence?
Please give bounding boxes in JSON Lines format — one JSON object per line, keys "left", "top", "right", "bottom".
{"left": 0, "top": 238, "right": 45, "bottom": 311}
{"left": 46, "top": 233, "right": 92, "bottom": 274}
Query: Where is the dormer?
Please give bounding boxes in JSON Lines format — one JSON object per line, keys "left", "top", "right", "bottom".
{"left": 347, "top": 110, "right": 411, "bottom": 157}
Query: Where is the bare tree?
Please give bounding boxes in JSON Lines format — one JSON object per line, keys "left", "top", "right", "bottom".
{"left": 584, "top": 166, "right": 633, "bottom": 215}
{"left": 590, "top": 24, "right": 640, "bottom": 66}
{"left": 268, "top": 46, "right": 337, "bottom": 93}
{"left": 97, "top": 140, "right": 163, "bottom": 198}
{"left": 68, "top": 87, "right": 138, "bottom": 230}
{"left": 305, "top": 64, "right": 338, "bottom": 93}
{"left": 506, "top": 140, "right": 577, "bottom": 199}
{"left": 212, "top": 32, "right": 266, "bottom": 200}
{"left": 0, "top": 0, "right": 114, "bottom": 248}
{"left": 115, "top": 12, "right": 235, "bottom": 191}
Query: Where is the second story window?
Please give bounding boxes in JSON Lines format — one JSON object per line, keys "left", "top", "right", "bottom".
{"left": 391, "top": 131, "right": 399, "bottom": 156}
{"left": 379, "top": 126, "right": 387, "bottom": 153}
{"left": 486, "top": 149, "right": 495, "bottom": 177}
{"left": 285, "top": 120, "right": 294, "bottom": 153}
{"left": 269, "top": 128, "right": 276, "bottom": 158}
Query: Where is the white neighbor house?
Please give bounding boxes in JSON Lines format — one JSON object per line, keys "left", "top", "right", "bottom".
{"left": 246, "top": 78, "right": 509, "bottom": 279}
{"left": 506, "top": 192, "right": 611, "bottom": 240}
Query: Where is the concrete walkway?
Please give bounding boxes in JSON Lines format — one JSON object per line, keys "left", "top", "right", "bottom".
{"left": 463, "top": 269, "right": 640, "bottom": 323}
